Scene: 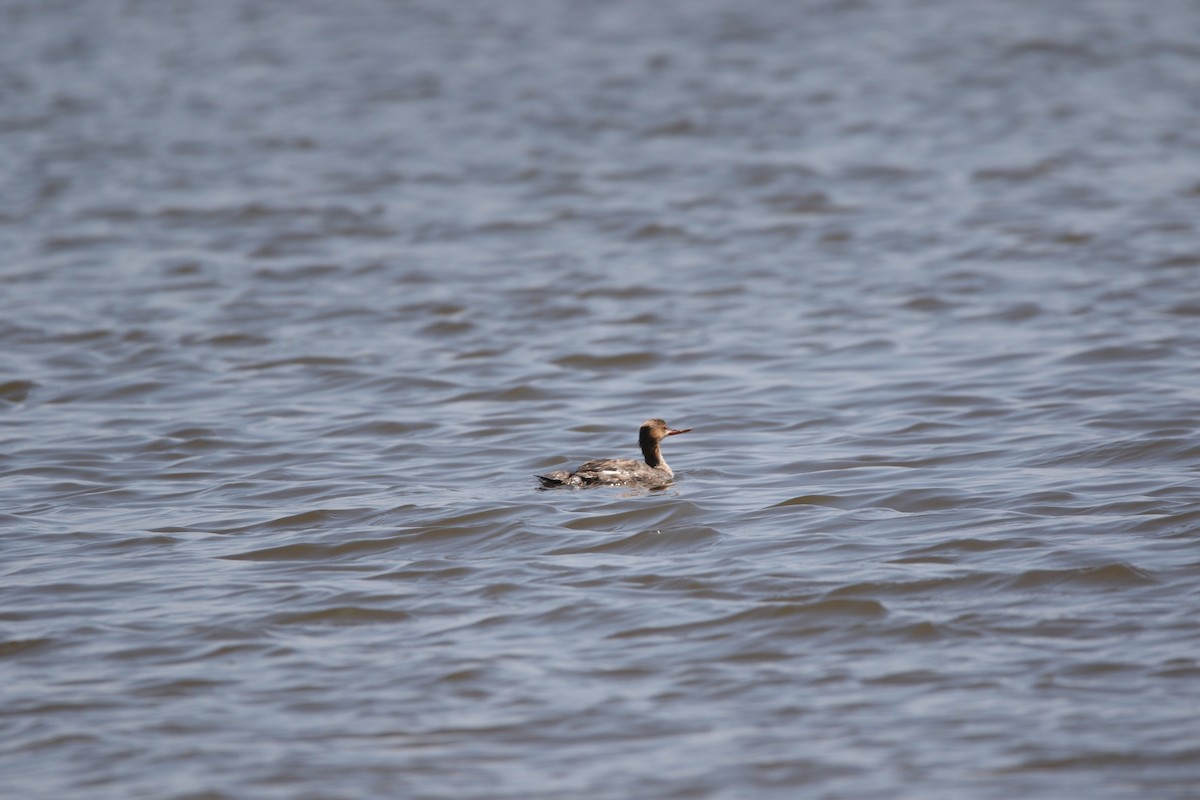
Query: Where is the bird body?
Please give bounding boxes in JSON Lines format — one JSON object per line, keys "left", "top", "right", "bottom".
{"left": 536, "top": 419, "right": 691, "bottom": 488}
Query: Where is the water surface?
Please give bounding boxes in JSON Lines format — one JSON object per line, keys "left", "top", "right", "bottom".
{"left": 3, "top": 1, "right": 1200, "bottom": 797}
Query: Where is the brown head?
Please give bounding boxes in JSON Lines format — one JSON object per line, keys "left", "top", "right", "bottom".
{"left": 638, "top": 419, "right": 691, "bottom": 467}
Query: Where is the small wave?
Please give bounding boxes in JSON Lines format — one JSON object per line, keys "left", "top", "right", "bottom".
{"left": 863, "top": 669, "right": 942, "bottom": 686}
{"left": 642, "top": 118, "right": 702, "bottom": 137}
{"left": 1153, "top": 253, "right": 1200, "bottom": 269}
{"left": 0, "top": 638, "right": 55, "bottom": 658}
{"left": 191, "top": 332, "right": 272, "bottom": 348}
{"left": 1166, "top": 300, "right": 1200, "bottom": 316}
{"left": 553, "top": 351, "right": 663, "bottom": 370}
{"left": 882, "top": 621, "right": 946, "bottom": 641}
{"left": 271, "top": 606, "right": 411, "bottom": 626}
{"left": 763, "top": 192, "right": 856, "bottom": 215}
{"left": 42, "top": 233, "right": 122, "bottom": 251}
{"left": 994, "top": 748, "right": 1200, "bottom": 775}
{"left": 772, "top": 494, "right": 852, "bottom": 509}
{"left": 550, "top": 525, "right": 721, "bottom": 556}
{"left": 1058, "top": 344, "right": 1172, "bottom": 365}
{"left": 419, "top": 319, "right": 475, "bottom": 336}
{"left": 872, "top": 487, "right": 977, "bottom": 513}
{"left": 972, "top": 157, "right": 1064, "bottom": 182}
{"left": 132, "top": 678, "right": 230, "bottom": 699}
{"left": 829, "top": 573, "right": 1007, "bottom": 598}
{"left": 1007, "top": 563, "right": 1157, "bottom": 590}
{"left": 234, "top": 355, "right": 358, "bottom": 371}
{"left": 1152, "top": 659, "right": 1200, "bottom": 679}
{"left": 627, "top": 222, "right": 690, "bottom": 240}
{"left": 326, "top": 420, "right": 426, "bottom": 437}
{"left": 1056, "top": 660, "right": 1139, "bottom": 678}
{"left": 371, "top": 561, "right": 475, "bottom": 582}
{"left": 562, "top": 501, "right": 705, "bottom": 532}
{"left": 262, "top": 507, "right": 375, "bottom": 530}
{"left": 900, "top": 536, "right": 1045, "bottom": 557}
{"left": 610, "top": 597, "right": 886, "bottom": 640}
{"left": 1033, "top": 437, "right": 1200, "bottom": 468}
{"left": 1130, "top": 507, "right": 1200, "bottom": 535}
{"left": 1003, "top": 38, "right": 1105, "bottom": 64}
{"left": 449, "top": 384, "right": 546, "bottom": 402}
{"left": 900, "top": 295, "right": 956, "bottom": 312}
{"left": 224, "top": 536, "right": 406, "bottom": 562}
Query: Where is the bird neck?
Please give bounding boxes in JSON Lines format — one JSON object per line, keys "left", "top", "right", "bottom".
{"left": 639, "top": 431, "right": 664, "bottom": 468}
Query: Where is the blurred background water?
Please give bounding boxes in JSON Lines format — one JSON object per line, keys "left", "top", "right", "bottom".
{"left": 2, "top": 1, "right": 1200, "bottom": 797}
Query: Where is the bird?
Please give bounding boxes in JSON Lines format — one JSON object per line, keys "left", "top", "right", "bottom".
{"left": 536, "top": 418, "right": 692, "bottom": 488}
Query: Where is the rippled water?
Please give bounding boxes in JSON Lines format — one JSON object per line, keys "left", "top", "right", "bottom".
{"left": 4, "top": 1, "right": 1200, "bottom": 797}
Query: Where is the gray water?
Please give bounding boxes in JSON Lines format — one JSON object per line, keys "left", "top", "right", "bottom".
{"left": 3, "top": 1, "right": 1200, "bottom": 798}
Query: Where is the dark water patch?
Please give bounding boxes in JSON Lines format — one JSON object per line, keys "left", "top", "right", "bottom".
{"left": 0, "top": 638, "right": 56, "bottom": 659}
{"left": 1058, "top": 344, "right": 1173, "bottom": 365}
{"left": 398, "top": 301, "right": 465, "bottom": 317}
{"left": 1166, "top": 300, "right": 1200, "bottom": 316}
{"left": 1055, "top": 660, "right": 1140, "bottom": 678}
{"left": 419, "top": 318, "right": 475, "bottom": 336}
{"left": 234, "top": 355, "right": 359, "bottom": 372}
{"left": 862, "top": 669, "right": 942, "bottom": 687}
{"left": 772, "top": 494, "right": 854, "bottom": 509}
{"left": 131, "top": 678, "right": 232, "bottom": 699}
{"left": 552, "top": 351, "right": 663, "bottom": 370}
{"left": 41, "top": 233, "right": 123, "bottom": 252}
{"left": 995, "top": 747, "right": 1200, "bottom": 774}
{"left": 1152, "top": 659, "right": 1200, "bottom": 679}
{"left": 900, "top": 295, "right": 955, "bottom": 312}
{"left": 187, "top": 332, "right": 272, "bottom": 348}
{"left": 0, "top": 380, "right": 36, "bottom": 403}
{"left": 270, "top": 606, "right": 411, "bottom": 627}
{"left": 717, "top": 648, "right": 791, "bottom": 663}
{"left": 975, "top": 301, "right": 1044, "bottom": 322}
{"left": 1153, "top": 253, "right": 1200, "bottom": 270}
{"left": 474, "top": 217, "right": 560, "bottom": 236}
{"left": 454, "top": 348, "right": 508, "bottom": 360}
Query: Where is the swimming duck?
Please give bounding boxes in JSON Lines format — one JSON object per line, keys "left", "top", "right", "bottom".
{"left": 536, "top": 418, "right": 691, "bottom": 488}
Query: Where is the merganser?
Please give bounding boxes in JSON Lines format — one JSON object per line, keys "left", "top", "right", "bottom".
{"left": 536, "top": 419, "right": 692, "bottom": 488}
